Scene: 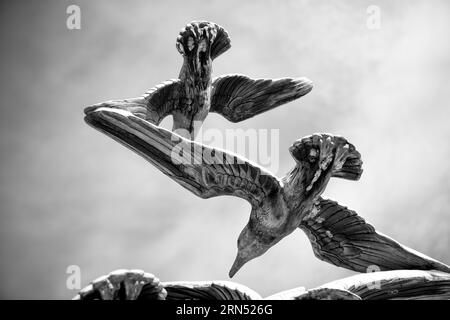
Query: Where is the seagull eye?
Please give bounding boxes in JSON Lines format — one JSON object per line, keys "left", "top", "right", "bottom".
{"left": 308, "top": 148, "right": 318, "bottom": 163}
{"left": 199, "top": 39, "right": 207, "bottom": 52}
{"left": 187, "top": 37, "right": 195, "bottom": 51}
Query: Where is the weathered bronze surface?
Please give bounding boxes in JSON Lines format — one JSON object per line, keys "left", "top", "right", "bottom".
{"left": 82, "top": 21, "right": 450, "bottom": 300}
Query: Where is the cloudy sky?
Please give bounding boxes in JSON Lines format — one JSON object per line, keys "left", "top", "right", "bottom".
{"left": 0, "top": 0, "right": 449, "bottom": 299}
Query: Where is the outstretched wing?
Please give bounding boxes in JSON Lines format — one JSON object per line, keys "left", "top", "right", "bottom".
{"left": 299, "top": 198, "right": 450, "bottom": 273}
{"left": 210, "top": 75, "right": 313, "bottom": 123}
{"left": 269, "top": 270, "right": 450, "bottom": 300}
{"left": 84, "top": 79, "right": 181, "bottom": 125}
{"left": 84, "top": 107, "right": 281, "bottom": 207}
{"left": 319, "top": 270, "right": 450, "bottom": 300}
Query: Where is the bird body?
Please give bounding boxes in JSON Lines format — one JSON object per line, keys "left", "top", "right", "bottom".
{"left": 171, "top": 22, "right": 216, "bottom": 136}
{"left": 84, "top": 107, "right": 450, "bottom": 277}
{"left": 85, "top": 21, "right": 313, "bottom": 139}
{"left": 227, "top": 133, "right": 364, "bottom": 276}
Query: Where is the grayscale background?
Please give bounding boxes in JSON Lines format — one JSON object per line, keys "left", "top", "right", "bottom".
{"left": 0, "top": 0, "right": 449, "bottom": 299}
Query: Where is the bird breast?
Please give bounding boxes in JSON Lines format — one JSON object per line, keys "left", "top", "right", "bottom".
{"left": 177, "top": 81, "right": 211, "bottom": 115}
{"left": 254, "top": 195, "right": 294, "bottom": 235}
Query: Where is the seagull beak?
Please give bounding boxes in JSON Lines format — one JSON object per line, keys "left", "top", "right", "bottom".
{"left": 229, "top": 254, "right": 246, "bottom": 278}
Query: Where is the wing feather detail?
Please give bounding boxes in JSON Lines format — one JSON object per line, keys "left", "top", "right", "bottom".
{"left": 299, "top": 198, "right": 450, "bottom": 273}
{"left": 210, "top": 75, "right": 313, "bottom": 123}
{"left": 84, "top": 108, "right": 281, "bottom": 207}
{"left": 84, "top": 79, "right": 181, "bottom": 125}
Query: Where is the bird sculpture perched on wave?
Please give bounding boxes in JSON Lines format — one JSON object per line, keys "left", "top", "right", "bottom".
{"left": 85, "top": 21, "right": 313, "bottom": 139}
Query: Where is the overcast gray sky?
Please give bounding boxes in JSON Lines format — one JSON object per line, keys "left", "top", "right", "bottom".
{"left": 0, "top": 0, "right": 449, "bottom": 299}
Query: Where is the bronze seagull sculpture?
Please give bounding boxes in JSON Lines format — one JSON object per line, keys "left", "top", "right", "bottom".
{"left": 84, "top": 21, "right": 313, "bottom": 139}
{"left": 75, "top": 268, "right": 450, "bottom": 300}
{"left": 84, "top": 107, "right": 450, "bottom": 277}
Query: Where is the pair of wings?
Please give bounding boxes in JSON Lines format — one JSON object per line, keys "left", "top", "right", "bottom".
{"left": 77, "top": 269, "right": 450, "bottom": 300}
{"left": 85, "top": 108, "right": 450, "bottom": 275}
{"left": 122, "top": 74, "right": 313, "bottom": 125}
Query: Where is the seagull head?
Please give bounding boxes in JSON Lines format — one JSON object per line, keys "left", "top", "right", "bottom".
{"left": 176, "top": 22, "right": 218, "bottom": 84}
{"left": 229, "top": 223, "right": 273, "bottom": 278}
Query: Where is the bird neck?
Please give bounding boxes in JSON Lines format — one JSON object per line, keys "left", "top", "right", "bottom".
{"left": 282, "top": 162, "right": 333, "bottom": 215}
{"left": 179, "top": 57, "right": 213, "bottom": 92}
{"left": 282, "top": 165, "right": 306, "bottom": 211}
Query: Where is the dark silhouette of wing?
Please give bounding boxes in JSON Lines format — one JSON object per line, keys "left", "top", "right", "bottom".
{"left": 210, "top": 75, "right": 313, "bottom": 123}
{"left": 299, "top": 198, "right": 450, "bottom": 273}
{"left": 84, "top": 79, "right": 181, "bottom": 125}
{"left": 84, "top": 107, "right": 281, "bottom": 207}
